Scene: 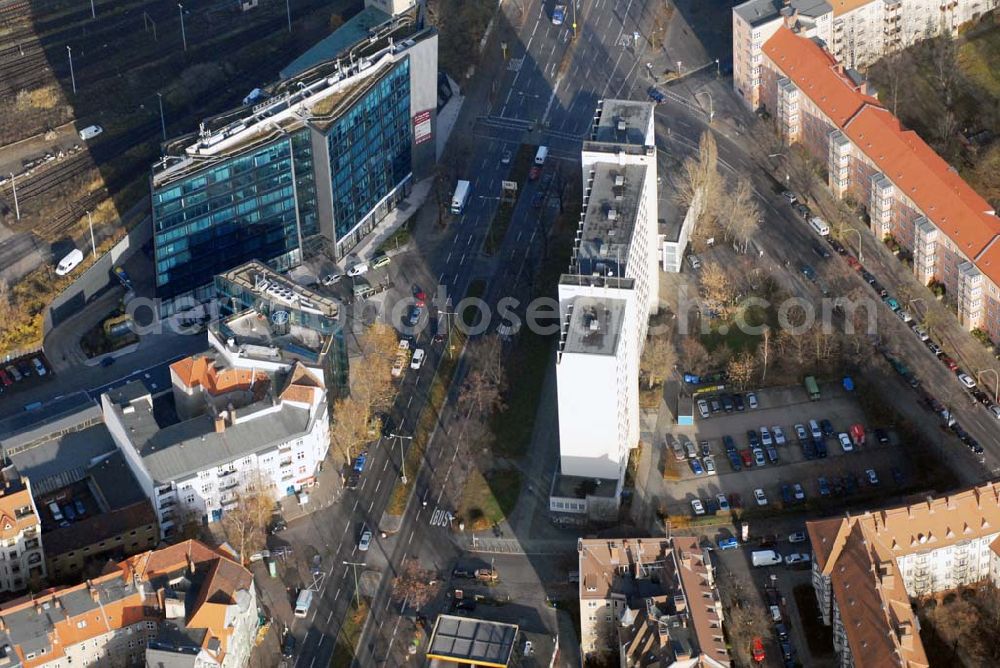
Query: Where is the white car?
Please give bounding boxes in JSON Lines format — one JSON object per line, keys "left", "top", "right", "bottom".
{"left": 788, "top": 531, "right": 807, "bottom": 543}
{"left": 321, "top": 273, "right": 342, "bottom": 286}
{"left": 691, "top": 499, "right": 705, "bottom": 516}
{"left": 914, "top": 325, "right": 930, "bottom": 342}
{"left": 991, "top": 405, "right": 1000, "bottom": 420}
{"left": 716, "top": 493, "right": 730, "bottom": 511}
{"left": 703, "top": 456, "right": 716, "bottom": 475}
{"left": 747, "top": 392, "right": 758, "bottom": 409}
{"left": 697, "top": 399, "right": 709, "bottom": 419}
{"left": 794, "top": 424, "right": 808, "bottom": 441}
{"left": 346, "top": 263, "right": 369, "bottom": 277}
{"left": 358, "top": 530, "right": 372, "bottom": 552}
{"left": 958, "top": 373, "right": 976, "bottom": 389}
{"left": 897, "top": 309, "right": 913, "bottom": 323}
{"left": 760, "top": 427, "right": 772, "bottom": 446}
{"left": 782, "top": 190, "right": 798, "bottom": 204}
{"left": 772, "top": 426, "right": 786, "bottom": 445}
{"left": 837, "top": 432, "right": 854, "bottom": 452}
{"left": 754, "top": 488, "right": 768, "bottom": 506}
{"left": 410, "top": 348, "right": 425, "bottom": 370}
{"left": 32, "top": 358, "right": 46, "bottom": 376}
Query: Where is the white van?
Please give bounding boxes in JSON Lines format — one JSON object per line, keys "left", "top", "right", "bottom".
{"left": 293, "top": 589, "right": 313, "bottom": 618}
{"left": 808, "top": 217, "right": 830, "bottom": 236}
{"left": 751, "top": 550, "right": 782, "bottom": 567}
{"left": 346, "top": 263, "right": 369, "bottom": 277}
{"left": 48, "top": 502, "right": 64, "bottom": 522}
{"left": 78, "top": 125, "right": 103, "bottom": 140}
{"left": 55, "top": 249, "right": 84, "bottom": 276}
{"left": 534, "top": 146, "right": 548, "bottom": 165}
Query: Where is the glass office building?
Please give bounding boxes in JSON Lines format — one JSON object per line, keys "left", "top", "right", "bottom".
{"left": 325, "top": 58, "right": 412, "bottom": 250}
{"left": 152, "top": 130, "right": 316, "bottom": 312}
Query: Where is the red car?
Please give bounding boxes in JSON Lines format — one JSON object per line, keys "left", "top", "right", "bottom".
{"left": 751, "top": 637, "right": 766, "bottom": 663}
{"left": 0, "top": 369, "right": 11, "bottom": 387}
{"left": 739, "top": 449, "right": 754, "bottom": 468}
{"left": 528, "top": 165, "right": 541, "bottom": 180}
{"left": 941, "top": 356, "right": 959, "bottom": 371}
{"left": 846, "top": 256, "right": 862, "bottom": 270}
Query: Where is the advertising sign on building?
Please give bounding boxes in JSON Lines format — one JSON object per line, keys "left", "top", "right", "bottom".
{"left": 413, "top": 110, "right": 432, "bottom": 145}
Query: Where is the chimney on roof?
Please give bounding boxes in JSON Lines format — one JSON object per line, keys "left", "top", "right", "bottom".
{"left": 214, "top": 412, "right": 227, "bottom": 434}
{"left": 188, "top": 552, "right": 197, "bottom": 575}
{"left": 227, "top": 402, "right": 236, "bottom": 426}
{"left": 88, "top": 581, "right": 99, "bottom": 603}
{"left": 898, "top": 621, "right": 915, "bottom": 649}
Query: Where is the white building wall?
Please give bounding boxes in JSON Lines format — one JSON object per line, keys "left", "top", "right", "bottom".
{"left": 556, "top": 351, "right": 621, "bottom": 480}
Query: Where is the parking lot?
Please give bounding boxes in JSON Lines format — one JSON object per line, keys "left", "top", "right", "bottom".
{"left": 651, "top": 382, "right": 915, "bottom": 517}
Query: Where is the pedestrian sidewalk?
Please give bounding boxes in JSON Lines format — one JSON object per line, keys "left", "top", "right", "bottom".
{"left": 274, "top": 456, "right": 343, "bottom": 524}
{"left": 348, "top": 176, "right": 435, "bottom": 265}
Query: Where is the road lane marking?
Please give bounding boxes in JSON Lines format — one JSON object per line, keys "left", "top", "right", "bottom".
{"left": 446, "top": 252, "right": 452, "bottom": 263}
{"left": 353, "top": 499, "right": 359, "bottom": 511}
{"left": 408, "top": 530, "right": 414, "bottom": 545}
{"left": 383, "top": 459, "right": 389, "bottom": 471}
{"left": 334, "top": 588, "right": 341, "bottom": 600}
{"left": 368, "top": 499, "right": 374, "bottom": 511}
{"left": 375, "top": 479, "right": 381, "bottom": 492}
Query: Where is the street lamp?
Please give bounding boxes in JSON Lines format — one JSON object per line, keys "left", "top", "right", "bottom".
{"left": 9, "top": 172, "right": 19, "bottom": 220}
{"left": 178, "top": 3, "right": 187, "bottom": 51}
{"left": 715, "top": 58, "right": 720, "bottom": 77}
{"left": 342, "top": 561, "right": 365, "bottom": 608}
{"left": 156, "top": 92, "right": 166, "bottom": 141}
{"left": 838, "top": 224, "right": 863, "bottom": 262}
{"left": 66, "top": 46, "right": 76, "bottom": 94}
{"left": 695, "top": 90, "right": 714, "bottom": 123}
{"left": 86, "top": 210, "right": 96, "bottom": 257}
{"left": 978, "top": 369, "right": 999, "bottom": 403}
{"left": 387, "top": 432, "right": 413, "bottom": 484}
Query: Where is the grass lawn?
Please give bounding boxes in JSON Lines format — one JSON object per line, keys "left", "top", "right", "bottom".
{"left": 330, "top": 598, "right": 370, "bottom": 668}
{"left": 701, "top": 303, "right": 771, "bottom": 354}
{"left": 483, "top": 202, "right": 514, "bottom": 256}
{"left": 461, "top": 279, "right": 487, "bottom": 329}
{"left": 490, "top": 329, "right": 552, "bottom": 457}
{"left": 459, "top": 468, "right": 523, "bottom": 531}
{"left": 376, "top": 225, "right": 411, "bottom": 255}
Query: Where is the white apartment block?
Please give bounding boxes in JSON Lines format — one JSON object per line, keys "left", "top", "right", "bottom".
{"left": 102, "top": 355, "right": 329, "bottom": 539}
{"left": 808, "top": 482, "right": 1000, "bottom": 667}
{"left": 733, "top": 0, "right": 997, "bottom": 109}
{"left": 554, "top": 100, "right": 659, "bottom": 489}
{"left": 0, "top": 465, "right": 45, "bottom": 593}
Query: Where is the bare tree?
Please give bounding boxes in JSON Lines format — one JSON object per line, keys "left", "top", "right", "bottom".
{"left": 759, "top": 326, "right": 771, "bottom": 385}
{"left": 392, "top": 556, "right": 440, "bottom": 610}
{"left": 641, "top": 336, "right": 677, "bottom": 389}
{"left": 679, "top": 337, "right": 711, "bottom": 373}
{"left": 329, "top": 396, "right": 371, "bottom": 463}
{"left": 723, "top": 177, "right": 761, "bottom": 254}
{"left": 459, "top": 335, "right": 507, "bottom": 416}
{"left": 700, "top": 262, "right": 735, "bottom": 315}
{"left": 673, "top": 131, "right": 723, "bottom": 235}
{"left": 351, "top": 323, "right": 399, "bottom": 425}
{"left": 220, "top": 474, "right": 274, "bottom": 565}
{"left": 726, "top": 352, "right": 757, "bottom": 390}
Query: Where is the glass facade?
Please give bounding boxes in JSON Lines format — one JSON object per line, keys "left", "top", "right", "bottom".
{"left": 152, "top": 129, "right": 315, "bottom": 307}
{"left": 327, "top": 57, "right": 412, "bottom": 244}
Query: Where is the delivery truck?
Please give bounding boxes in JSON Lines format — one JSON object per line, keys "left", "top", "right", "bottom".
{"left": 451, "top": 180, "right": 471, "bottom": 214}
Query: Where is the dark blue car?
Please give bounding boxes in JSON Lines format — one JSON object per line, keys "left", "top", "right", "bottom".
{"left": 647, "top": 87, "right": 666, "bottom": 104}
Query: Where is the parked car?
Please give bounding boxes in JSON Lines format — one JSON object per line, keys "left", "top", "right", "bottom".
{"left": 410, "top": 348, "right": 426, "bottom": 370}
{"left": 733, "top": 393, "right": 746, "bottom": 411}
{"left": 744, "top": 392, "right": 758, "bottom": 409}
{"left": 760, "top": 427, "right": 773, "bottom": 446}
{"left": 809, "top": 420, "right": 822, "bottom": 440}
{"left": 772, "top": 426, "right": 786, "bottom": 445}
{"left": 766, "top": 446, "right": 779, "bottom": 463}
{"left": 746, "top": 430, "right": 760, "bottom": 449}
{"left": 792, "top": 484, "right": 806, "bottom": 502}
{"left": 691, "top": 499, "right": 705, "bottom": 515}
{"left": 31, "top": 358, "right": 47, "bottom": 376}
{"left": 865, "top": 468, "right": 880, "bottom": 486}
{"left": 781, "top": 484, "right": 793, "bottom": 505}
{"left": 718, "top": 536, "right": 739, "bottom": 550}
{"left": 704, "top": 456, "right": 716, "bottom": 475}
{"left": 775, "top": 623, "right": 789, "bottom": 642}
{"left": 717, "top": 494, "right": 730, "bottom": 511}
{"left": 837, "top": 432, "right": 854, "bottom": 452}
{"left": 709, "top": 397, "right": 722, "bottom": 413}
{"left": 321, "top": 273, "right": 342, "bottom": 286}
{"left": 801, "top": 439, "right": 816, "bottom": 460}
{"left": 754, "top": 488, "right": 768, "bottom": 506}
{"left": 782, "top": 190, "right": 798, "bottom": 204}
{"left": 958, "top": 373, "right": 977, "bottom": 389}
{"left": 926, "top": 342, "right": 943, "bottom": 356}
{"left": 700, "top": 441, "right": 711, "bottom": 458}
{"left": 794, "top": 424, "right": 808, "bottom": 441}
{"left": 753, "top": 448, "right": 766, "bottom": 467}
{"left": 814, "top": 438, "right": 828, "bottom": 458}
{"left": 751, "top": 637, "right": 766, "bottom": 663}
{"left": 874, "top": 428, "right": 890, "bottom": 444}
{"left": 785, "top": 553, "right": 810, "bottom": 567}
{"left": 690, "top": 459, "right": 705, "bottom": 476}
{"left": 818, "top": 476, "right": 831, "bottom": 496}
{"left": 721, "top": 395, "right": 734, "bottom": 412}
{"left": 683, "top": 437, "right": 697, "bottom": 459}
{"left": 820, "top": 419, "right": 834, "bottom": 436}
{"left": 697, "top": 399, "right": 709, "bottom": 419}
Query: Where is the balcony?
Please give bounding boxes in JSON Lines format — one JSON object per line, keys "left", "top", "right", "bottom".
{"left": 218, "top": 469, "right": 237, "bottom": 479}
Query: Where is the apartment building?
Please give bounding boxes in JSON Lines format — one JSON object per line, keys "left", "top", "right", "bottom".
{"left": 733, "top": 0, "right": 996, "bottom": 109}
{"left": 0, "top": 465, "right": 44, "bottom": 593}
{"left": 553, "top": 101, "right": 659, "bottom": 497}
{"left": 759, "top": 26, "right": 1000, "bottom": 343}
{"left": 150, "top": 7, "right": 437, "bottom": 315}
{"left": 807, "top": 481, "right": 1000, "bottom": 667}
{"left": 102, "top": 355, "right": 329, "bottom": 537}
{"left": 0, "top": 539, "right": 255, "bottom": 667}
{"left": 577, "top": 537, "right": 730, "bottom": 666}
